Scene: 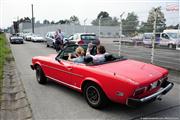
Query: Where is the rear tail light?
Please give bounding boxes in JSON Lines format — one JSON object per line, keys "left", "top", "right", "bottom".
{"left": 78, "top": 40, "right": 84, "bottom": 45}
{"left": 133, "top": 87, "right": 146, "bottom": 96}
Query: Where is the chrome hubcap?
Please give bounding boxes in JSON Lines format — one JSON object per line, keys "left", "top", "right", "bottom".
{"left": 86, "top": 86, "right": 100, "bottom": 105}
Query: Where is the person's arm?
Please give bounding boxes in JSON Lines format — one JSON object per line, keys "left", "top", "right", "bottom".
{"left": 68, "top": 53, "right": 72, "bottom": 61}
{"left": 86, "top": 48, "right": 91, "bottom": 56}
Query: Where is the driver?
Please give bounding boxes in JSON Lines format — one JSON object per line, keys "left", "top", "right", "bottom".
{"left": 68, "top": 46, "right": 85, "bottom": 63}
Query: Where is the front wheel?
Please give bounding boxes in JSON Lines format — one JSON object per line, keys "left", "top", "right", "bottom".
{"left": 83, "top": 83, "right": 108, "bottom": 109}
{"left": 168, "top": 44, "right": 176, "bottom": 49}
{"left": 36, "top": 66, "right": 47, "bottom": 84}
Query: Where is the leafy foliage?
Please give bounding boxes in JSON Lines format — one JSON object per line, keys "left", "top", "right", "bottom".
{"left": 139, "top": 7, "right": 166, "bottom": 33}
{"left": 43, "top": 19, "right": 50, "bottom": 24}
{"left": 122, "top": 12, "right": 139, "bottom": 36}
{"left": 70, "top": 15, "right": 80, "bottom": 25}
{"left": 91, "top": 11, "right": 119, "bottom": 26}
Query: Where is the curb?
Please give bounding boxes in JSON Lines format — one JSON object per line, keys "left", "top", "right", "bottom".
{"left": 0, "top": 55, "right": 33, "bottom": 120}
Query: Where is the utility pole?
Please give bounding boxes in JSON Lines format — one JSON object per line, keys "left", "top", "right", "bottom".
{"left": 31, "top": 4, "right": 34, "bottom": 33}
{"left": 98, "top": 16, "right": 102, "bottom": 39}
{"left": 119, "top": 12, "right": 125, "bottom": 56}
{"left": 72, "top": 22, "right": 75, "bottom": 34}
{"left": 84, "top": 18, "right": 87, "bottom": 33}
{"left": 151, "top": 8, "right": 157, "bottom": 64}
{"left": 176, "top": 21, "right": 180, "bottom": 50}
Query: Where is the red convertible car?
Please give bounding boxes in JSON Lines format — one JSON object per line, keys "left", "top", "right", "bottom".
{"left": 31, "top": 45, "right": 174, "bottom": 109}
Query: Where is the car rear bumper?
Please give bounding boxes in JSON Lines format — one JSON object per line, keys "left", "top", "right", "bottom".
{"left": 127, "top": 81, "right": 174, "bottom": 106}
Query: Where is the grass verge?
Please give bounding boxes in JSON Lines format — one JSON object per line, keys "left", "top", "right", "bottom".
{"left": 0, "top": 33, "right": 11, "bottom": 105}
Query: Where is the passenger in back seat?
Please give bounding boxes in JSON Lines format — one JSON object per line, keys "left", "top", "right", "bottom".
{"left": 86, "top": 44, "right": 108, "bottom": 64}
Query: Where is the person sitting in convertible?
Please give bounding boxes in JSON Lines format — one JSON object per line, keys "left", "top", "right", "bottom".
{"left": 87, "top": 44, "right": 108, "bottom": 63}
{"left": 68, "top": 46, "right": 85, "bottom": 63}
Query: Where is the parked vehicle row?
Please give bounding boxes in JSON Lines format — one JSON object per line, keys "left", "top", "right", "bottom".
{"left": 45, "top": 32, "right": 100, "bottom": 48}
{"left": 142, "top": 29, "right": 180, "bottom": 49}
{"left": 24, "top": 33, "right": 45, "bottom": 42}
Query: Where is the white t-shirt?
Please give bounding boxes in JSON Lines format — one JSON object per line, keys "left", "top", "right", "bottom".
{"left": 90, "top": 53, "right": 108, "bottom": 63}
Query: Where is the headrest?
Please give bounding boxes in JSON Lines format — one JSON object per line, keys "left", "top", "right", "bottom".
{"left": 84, "top": 56, "right": 93, "bottom": 64}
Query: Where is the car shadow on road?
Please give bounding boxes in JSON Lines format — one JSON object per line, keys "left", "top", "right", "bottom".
{"left": 41, "top": 78, "right": 177, "bottom": 119}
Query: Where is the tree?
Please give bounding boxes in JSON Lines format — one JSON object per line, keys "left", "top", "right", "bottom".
{"left": 51, "top": 21, "right": 55, "bottom": 24}
{"left": 36, "top": 20, "right": 41, "bottom": 24}
{"left": 91, "top": 11, "right": 119, "bottom": 26}
{"left": 18, "top": 17, "right": 31, "bottom": 23}
{"left": 43, "top": 19, "right": 50, "bottom": 24}
{"left": 166, "top": 24, "right": 179, "bottom": 29}
{"left": 122, "top": 12, "right": 139, "bottom": 36}
{"left": 56, "top": 19, "right": 70, "bottom": 24}
{"left": 97, "top": 11, "right": 109, "bottom": 19}
{"left": 139, "top": 7, "right": 166, "bottom": 32}
{"left": 24, "top": 17, "right": 31, "bottom": 23}
{"left": 70, "top": 15, "right": 80, "bottom": 25}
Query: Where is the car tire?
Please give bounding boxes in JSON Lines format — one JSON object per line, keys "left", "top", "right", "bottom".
{"left": 83, "top": 83, "right": 108, "bottom": 109}
{"left": 46, "top": 44, "right": 49, "bottom": 47}
{"left": 168, "top": 44, "right": 175, "bottom": 49}
{"left": 53, "top": 42, "right": 55, "bottom": 48}
{"left": 36, "top": 65, "right": 47, "bottom": 84}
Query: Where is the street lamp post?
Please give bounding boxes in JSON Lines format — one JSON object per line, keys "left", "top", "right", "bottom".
{"left": 84, "top": 18, "right": 87, "bottom": 33}
{"left": 151, "top": 9, "right": 157, "bottom": 64}
{"left": 31, "top": 4, "right": 34, "bottom": 33}
{"left": 119, "top": 12, "right": 125, "bottom": 56}
{"left": 98, "top": 16, "right": 102, "bottom": 39}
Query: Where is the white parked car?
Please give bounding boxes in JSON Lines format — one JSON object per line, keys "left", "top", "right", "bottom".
{"left": 31, "top": 35, "right": 45, "bottom": 42}
{"left": 45, "top": 31, "right": 69, "bottom": 48}
{"left": 25, "top": 33, "right": 34, "bottom": 41}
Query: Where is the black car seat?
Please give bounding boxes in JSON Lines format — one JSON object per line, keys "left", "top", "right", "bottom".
{"left": 84, "top": 56, "right": 93, "bottom": 64}
{"left": 105, "top": 54, "right": 115, "bottom": 62}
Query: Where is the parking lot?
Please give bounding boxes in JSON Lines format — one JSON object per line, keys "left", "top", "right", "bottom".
{"left": 9, "top": 38, "right": 180, "bottom": 119}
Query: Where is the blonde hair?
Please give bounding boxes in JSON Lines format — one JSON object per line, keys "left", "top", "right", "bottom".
{"left": 76, "top": 46, "right": 85, "bottom": 56}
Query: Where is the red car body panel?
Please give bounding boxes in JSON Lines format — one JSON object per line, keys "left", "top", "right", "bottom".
{"left": 31, "top": 53, "right": 172, "bottom": 105}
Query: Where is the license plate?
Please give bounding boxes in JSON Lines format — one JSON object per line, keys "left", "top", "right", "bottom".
{"left": 151, "top": 81, "right": 158, "bottom": 89}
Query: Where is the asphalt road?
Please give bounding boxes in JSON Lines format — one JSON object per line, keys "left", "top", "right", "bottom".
{"left": 9, "top": 40, "right": 180, "bottom": 119}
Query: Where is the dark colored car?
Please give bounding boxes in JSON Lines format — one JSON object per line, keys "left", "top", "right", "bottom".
{"left": 9, "top": 34, "right": 24, "bottom": 44}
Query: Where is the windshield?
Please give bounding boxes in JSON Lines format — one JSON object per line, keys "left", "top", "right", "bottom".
{"left": 81, "top": 34, "right": 96, "bottom": 41}
{"left": 166, "top": 33, "right": 178, "bottom": 39}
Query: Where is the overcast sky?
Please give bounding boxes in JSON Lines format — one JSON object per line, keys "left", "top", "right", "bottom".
{"left": 0, "top": 0, "right": 179, "bottom": 28}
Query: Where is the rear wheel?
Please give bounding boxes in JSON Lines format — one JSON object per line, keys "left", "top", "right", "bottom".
{"left": 36, "top": 65, "right": 47, "bottom": 84}
{"left": 168, "top": 44, "right": 173, "bottom": 49}
{"left": 83, "top": 83, "right": 108, "bottom": 109}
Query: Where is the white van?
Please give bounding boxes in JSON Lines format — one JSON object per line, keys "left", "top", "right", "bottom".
{"left": 160, "top": 29, "right": 180, "bottom": 49}
{"left": 143, "top": 33, "right": 160, "bottom": 47}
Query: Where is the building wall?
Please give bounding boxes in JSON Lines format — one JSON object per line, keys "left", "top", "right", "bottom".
{"left": 21, "top": 23, "right": 120, "bottom": 38}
